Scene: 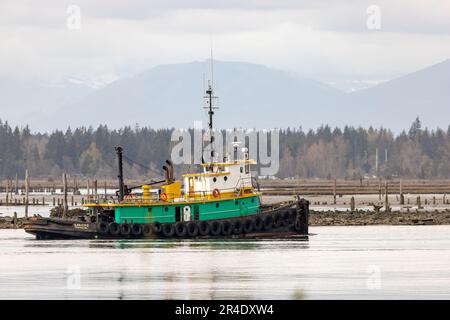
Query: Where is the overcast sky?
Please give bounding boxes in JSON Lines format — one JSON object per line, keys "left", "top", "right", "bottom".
{"left": 1, "top": 0, "right": 450, "bottom": 84}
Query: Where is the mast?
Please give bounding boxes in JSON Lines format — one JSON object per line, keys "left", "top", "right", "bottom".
{"left": 203, "top": 48, "right": 218, "bottom": 169}
{"left": 203, "top": 81, "right": 219, "bottom": 168}
{"left": 207, "top": 82, "right": 214, "bottom": 155}
{"left": 115, "top": 146, "right": 124, "bottom": 201}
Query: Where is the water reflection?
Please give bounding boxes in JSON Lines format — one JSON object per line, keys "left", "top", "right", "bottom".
{"left": 2, "top": 227, "right": 450, "bottom": 299}
{"left": 22, "top": 238, "right": 310, "bottom": 251}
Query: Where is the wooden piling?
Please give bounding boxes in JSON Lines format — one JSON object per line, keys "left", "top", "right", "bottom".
{"left": 94, "top": 179, "right": 98, "bottom": 201}
{"left": 8, "top": 179, "right": 12, "bottom": 200}
{"left": 399, "top": 179, "right": 404, "bottom": 205}
{"left": 63, "top": 172, "right": 68, "bottom": 218}
{"left": 6, "top": 180, "right": 9, "bottom": 205}
{"left": 350, "top": 196, "right": 355, "bottom": 213}
{"left": 385, "top": 181, "right": 390, "bottom": 212}
{"left": 13, "top": 212, "right": 18, "bottom": 228}
{"left": 333, "top": 179, "right": 337, "bottom": 205}
{"left": 15, "top": 173, "right": 18, "bottom": 195}
{"left": 25, "top": 169, "right": 29, "bottom": 219}
{"left": 378, "top": 178, "right": 382, "bottom": 201}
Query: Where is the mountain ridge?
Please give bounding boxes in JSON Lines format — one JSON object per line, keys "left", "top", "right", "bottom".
{"left": 1, "top": 59, "right": 449, "bottom": 132}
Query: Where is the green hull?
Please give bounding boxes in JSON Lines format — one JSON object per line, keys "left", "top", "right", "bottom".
{"left": 114, "top": 196, "right": 260, "bottom": 224}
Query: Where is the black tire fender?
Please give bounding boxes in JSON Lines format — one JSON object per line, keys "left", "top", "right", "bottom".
{"left": 210, "top": 221, "right": 222, "bottom": 236}
{"left": 161, "top": 223, "right": 175, "bottom": 237}
{"left": 153, "top": 222, "right": 162, "bottom": 234}
{"left": 187, "top": 222, "right": 199, "bottom": 237}
{"left": 120, "top": 223, "right": 131, "bottom": 237}
{"left": 221, "top": 221, "right": 233, "bottom": 236}
{"left": 253, "top": 216, "right": 263, "bottom": 231}
{"left": 142, "top": 224, "right": 153, "bottom": 237}
{"left": 97, "top": 221, "right": 109, "bottom": 234}
{"left": 273, "top": 212, "right": 283, "bottom": 228}
{"left": 262, "top": 215, "right": 273, "bottom": 230}
{"left": 131, "top": 223, "right": 142, "bottom": 237}
{"left": 109, "top": 222, "right": 120, "bottom": 236}
{"left": 232, "top": 220, "right": 243, "bottom": 234}
{"left": 175, "top": 222, "right": 187, "bottom": 237}
{"left": 198, "top": 221, "right": 210, "bottom": 236}
{"left": 243, "top": 219, "right": 254, "bottom": 233}
{"left": 281, "top": 210, "right": 291, "bottom": 226}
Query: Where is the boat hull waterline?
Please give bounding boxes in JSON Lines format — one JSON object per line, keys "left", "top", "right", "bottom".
{"left": 23, "top": 199, "right": 309, "bottom": 240}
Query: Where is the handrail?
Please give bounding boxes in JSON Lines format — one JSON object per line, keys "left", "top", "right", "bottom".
{"left": 232, "top": 176, "right": 253, "bottom": 196}
{"left": 84, "top": 176, "right": 257, "bottom": 205}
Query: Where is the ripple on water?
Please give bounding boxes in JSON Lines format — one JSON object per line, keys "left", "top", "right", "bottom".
{"left": 0, "top": 226, "right": 450, "bottom": 299}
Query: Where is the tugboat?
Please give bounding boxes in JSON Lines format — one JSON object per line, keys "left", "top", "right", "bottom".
{"left": 23, "top": 82, "right": 309, "bottom": 240}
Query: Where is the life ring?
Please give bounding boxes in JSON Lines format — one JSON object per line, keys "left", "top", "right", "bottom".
{"left": 160, "top": 192, "right": 168, "bottom": 201}
{"left": 212, "top": 188, "right": 220, "bottom": 198}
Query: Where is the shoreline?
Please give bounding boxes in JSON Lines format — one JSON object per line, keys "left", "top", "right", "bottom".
{"left": 309, "top": 210, "right": 450, "bottom": 226}
{"left": 2, "top": 210, "right": 450, "bottom": 230}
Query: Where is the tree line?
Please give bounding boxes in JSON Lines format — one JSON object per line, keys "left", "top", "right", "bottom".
{"left": 1, "top": 117, "right": 450, "bottom": 180}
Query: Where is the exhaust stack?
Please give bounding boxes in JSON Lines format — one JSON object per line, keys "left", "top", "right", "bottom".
{"left": 115, "top": 146, "right": 124, "bottom": 201}
{"left": 165, "top": 160, "right": 174, "bottom": 182}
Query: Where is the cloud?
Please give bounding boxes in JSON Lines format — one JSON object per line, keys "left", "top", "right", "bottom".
{"left": 0, "top": 0, "right": 449, "bottom": 82}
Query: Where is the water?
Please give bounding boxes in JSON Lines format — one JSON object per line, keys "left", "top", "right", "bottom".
{"left": 0, "top": 226, "right": 450, "bottom": 299}
{"left": 0, "top": 205, "right": 58, "bottom": 218}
